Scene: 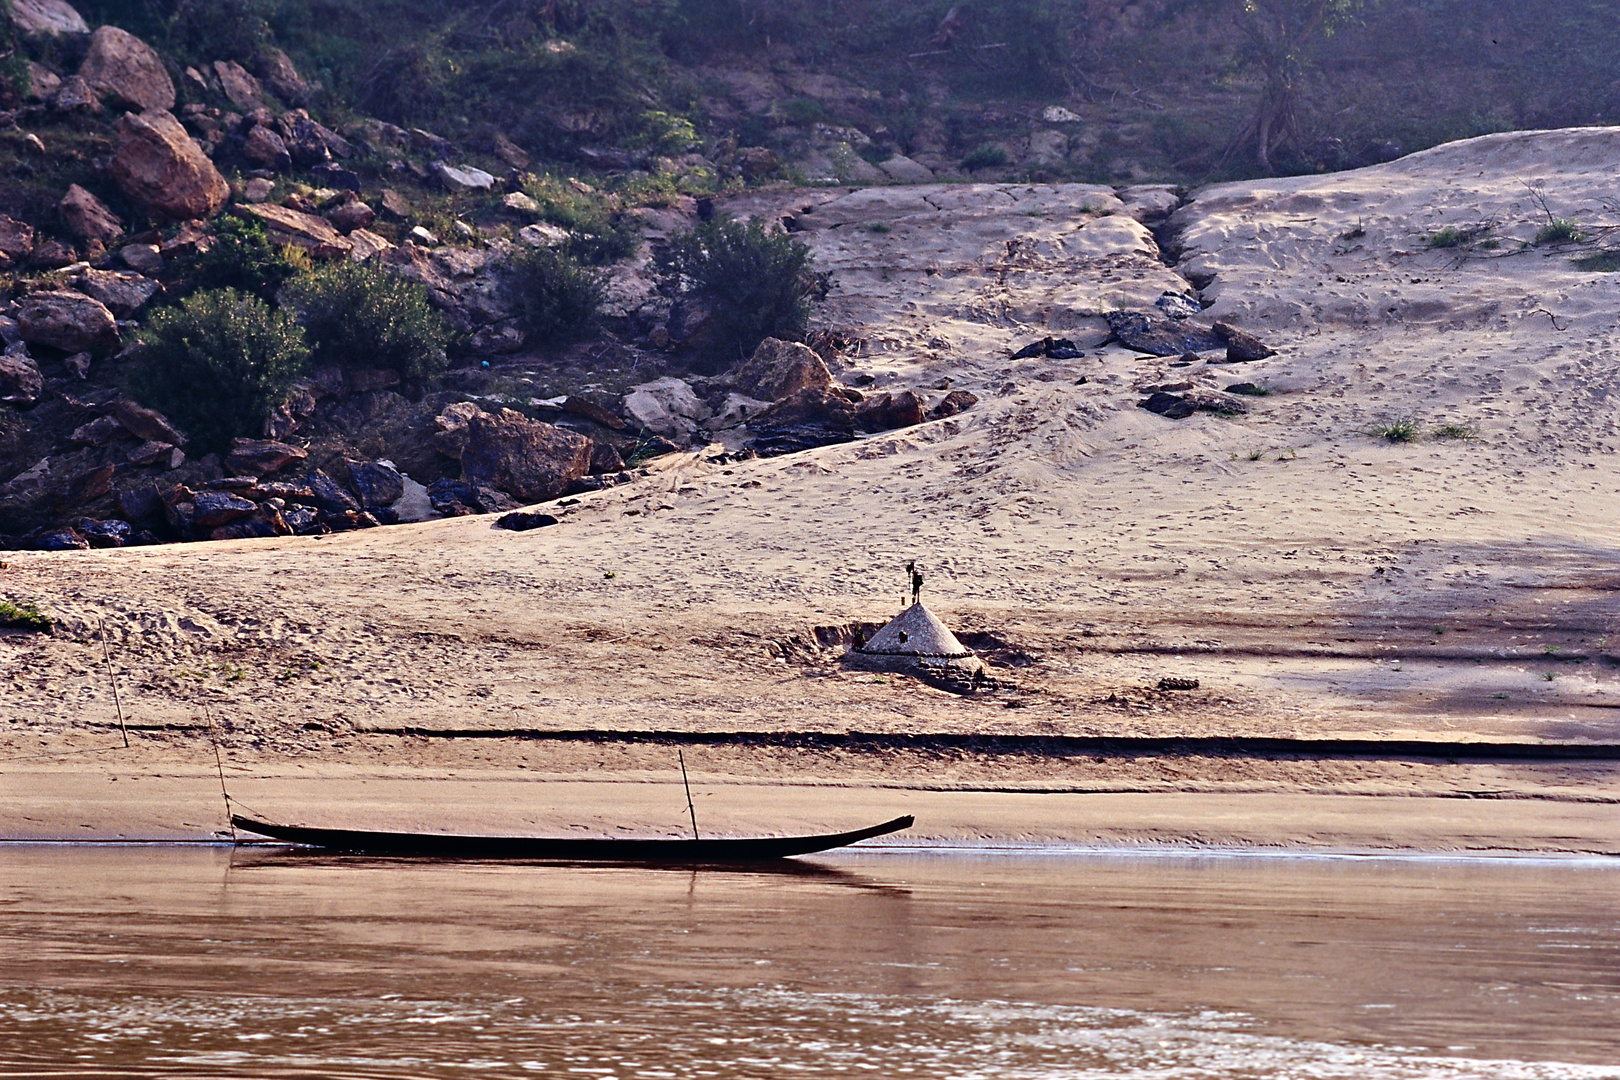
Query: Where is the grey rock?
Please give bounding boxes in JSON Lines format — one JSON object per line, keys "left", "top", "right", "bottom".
{"left": 75, "top": 268, "right": 158, "bottom": 317}
{"left": 17, "top": 290, "right": 117, "bottom": 353}
{"left": 0, "top": 351, "right": 44, "bottom": 406}
{"left": 1105, "top": 310, "right": 1223, "bottom": 357}
{"left": 119, "top": 243, "right": 163, "bottom": 274}
{"left": 433, "top": 161, "right": 496, "bottom": 192}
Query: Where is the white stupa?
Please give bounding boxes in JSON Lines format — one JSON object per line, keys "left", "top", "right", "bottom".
{"left": 846, "top": 602, "right": 985, "bottom": 688}
{"left": 856, "top": 603, "right": 973, "bottom": 658}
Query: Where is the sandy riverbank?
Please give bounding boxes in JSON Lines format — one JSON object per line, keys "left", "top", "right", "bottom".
{"left": 6, "top": 128, "right": 1620, "bottom": 852}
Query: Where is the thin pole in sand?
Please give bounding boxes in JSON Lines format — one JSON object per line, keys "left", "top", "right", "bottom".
{"left": 99, "top": 619, "right": 128, "bottom": 749}
{"left": 206, "top": 707, "right": 237, "bottom": 845}
{"left": 678, "top": 748, "right": 699, "bottom": 841}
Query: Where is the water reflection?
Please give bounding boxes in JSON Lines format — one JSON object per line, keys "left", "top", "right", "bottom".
{"left": 1, "top": 846, "right": 1617, "bottom": 1078}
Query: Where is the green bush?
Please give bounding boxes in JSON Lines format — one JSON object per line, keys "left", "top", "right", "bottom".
{"left": 127, "top": 289, "right": 310, "bottom": 455}
{"left": 503, "top": 246, "right": 606, "bottom": 346}
{"left": 651, "top": 215, "right": 822, "bottom": 364}
{"left": 284, "top": 260, "right": 449, "bottom": 379}
{"left": 0, "top": 599, "right": 51, "bottom": 631}
{"left": 1535, "top": 217, "right": 1583, "bottom": 245}
{"left": 961, "top": 143, "right": 1010, "bottom": 171}
{"left": 567, "top": 218, "right": 642, "bottom": 265}
{"left": 188, "top": 214, "right": 306, "bottom": 301}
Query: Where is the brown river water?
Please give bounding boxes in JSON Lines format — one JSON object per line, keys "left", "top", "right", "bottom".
{"left": 1, "top": 846, "right": 1617, "bottom": 1078}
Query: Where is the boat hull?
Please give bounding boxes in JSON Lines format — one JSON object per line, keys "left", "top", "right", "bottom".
{"left": 230, "top": 814, "right": 913, "bottom": 862}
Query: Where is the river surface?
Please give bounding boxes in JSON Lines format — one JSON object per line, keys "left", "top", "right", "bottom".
{"left": 1, "top": 846, "right": 1617, "bottom": 1078}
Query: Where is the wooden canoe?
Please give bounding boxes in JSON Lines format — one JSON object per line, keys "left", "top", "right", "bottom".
{"left": 230, "top": 813, "right": 913, "bottom": 862}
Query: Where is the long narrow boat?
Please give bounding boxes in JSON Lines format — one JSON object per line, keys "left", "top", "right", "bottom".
{"left": 230, "top": 813, "right": 914, "bottom": 862}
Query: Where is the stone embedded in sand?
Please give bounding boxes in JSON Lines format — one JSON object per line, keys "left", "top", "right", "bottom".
{"left": 729, "top": 337, "right": 833, "bottom": 402}
{"left": 854, "top": 390, "right": 926, "bottom": 433}
{"left": 928, "top": 390, "right": 978, "bottom": 420}
{"left": 59, "top": 184, "right": 124, "bottom": 245}
{"left": 112, "top": 110, "right": 230, "bottom": 221}
{"left": 1139, "top": 391, "right": 1195, "bottom": 420}
{"left": 461, "top": 408, "right": 593, "bottom": 504}
{"left": 1105, "top": 310, "right": 1223, "bottom": 357}
{"left": 1212, "top": 320, "right": 1277, "bottom": 363}
{"left": 495, "top": 511, "right": 558, "bottom": 532}
{"left": 79, "top": 25, "right": 174, "bottom": 112}
{"left": 17, "top": 290, "right": 117, "bottom": 353}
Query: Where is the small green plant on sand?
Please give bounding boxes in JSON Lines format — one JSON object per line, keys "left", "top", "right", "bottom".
{"left": 1366, "top": 418, "right": 1422, "bottom": 442}
{"left": 0, "top": 599, "right": 51, "bottom": 631}
{"left": 1427, "top": 225, "right": 1486, "bottom": 249}
{"left": 1573, "top": 250, "right": 1620, "bottom": 272}
{"left": 1535, "top": 217, "right": 1584, "bottom": 245}
{"left": 1432, "top": 423, "right": 1478, "bottom": 440}
{"left": 1247, "top": 448, "right": 1265, "bottom": 461}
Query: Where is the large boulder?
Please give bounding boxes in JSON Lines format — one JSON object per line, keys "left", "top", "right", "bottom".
{"left": 345, "top": 459, "right": 404, "bottom": 509}
{"left": 111, "top": 110, "right": 230, "bottom": 221}
{"left": 16, "top": 290, "right": 117, "bottom": 353}
{"left": 212, "top": 60, "right": 262, "bottom": 110}
{"left": 855, "top": 390, "right": 926, "bottom": 433}
{"left": 461, "top": 408, "right": 592, "bottom": 504}
{"left": 728, "top": 337, "right": 833, "bottom": 402}
{"left": 78, "top": 25, "right": 174, "bottom": 112}
{"left": 623, "top": 377, "right": 708, "bottom": 440}
{"left": 0, "top": 350, "right": 44, "bottom": 407}
{"left": 58, "top": 184, "right": 123, "bottom": 245}
{"left": 9, "top": 0, "right": 88, "bottom": 35}
{"left": 74, "top": 269, "right": 158, "bottom": 317}
{"left": 749, "top": 386, "right": 861, "bottom": 455}
{"left": 256, "top": 47, "right": 310, "bottom": 105}
{"left": 238, "top": 203, "right": 351, "bottom": 258}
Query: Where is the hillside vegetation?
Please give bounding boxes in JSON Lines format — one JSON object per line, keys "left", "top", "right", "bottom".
{"left": 60, "top": 0, "right": 1620, "bottom": 184}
